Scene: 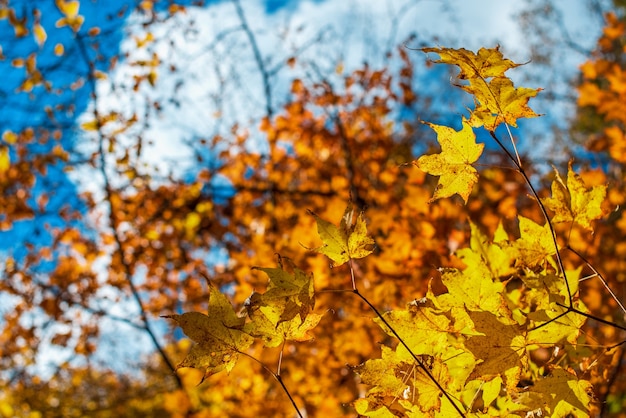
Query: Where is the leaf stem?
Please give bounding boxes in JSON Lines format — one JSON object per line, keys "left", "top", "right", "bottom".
{"left": 239, "top": 351, "right": 304, "bottom": 418}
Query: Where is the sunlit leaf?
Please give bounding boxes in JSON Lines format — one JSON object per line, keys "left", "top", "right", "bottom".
{"left": 415, "top": 118, "right": 483, "bottom": 203}
{"left": 162, "top": 287, "right": 253, "bottom": 382}
{"left": 542, "top": 162, "right": 607, "bottom": 231}
{"left": 306, "top": 202, "right": 375, "bottom": 266}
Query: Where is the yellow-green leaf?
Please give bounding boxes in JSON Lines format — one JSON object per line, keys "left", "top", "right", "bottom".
{"left": 513, "top": 216, "right": 557, "bottom": 267}
{"left": 527, "top": 300, "right": 587, "bottom": 346}
{"left": 520, "top": 368, "right": 592, "bottom": 418}
{"left": 542, "top": 162, "right": 607, "bottom": 231}
{"left": 415, "top": 118, "right": 483, "bottom": 203}
{"left": 306, "top": 203, "right": 374, "bottom": 266}
{"left": 162, "top": 287, "right": 253, "bottom": 382}
{"left": 422, "top": 46, "right": 522, "bottom": 80}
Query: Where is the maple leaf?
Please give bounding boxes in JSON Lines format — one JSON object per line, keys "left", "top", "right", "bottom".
{"left": 162, "top": 286, "right": 253, "bottom": 382}
{"left": 244, "top": 306, "right": 322, "bottom": 347}
{"left": 465, "top": 311, "right": 528, "bottom": 391}
{"left": 527, "top": 300, "right": 588, "bottom": 346}
{"left": 422, "top": 46, "right": 541, "bottom": 130}
{"left": 353, "top": 345, "right": 407, "bottom": 398}
{"left": 355, "top": 348, "right": 454, "bottom": 416}
{"left": 456, "top": 222, "right": 515, "bottom": 279}
{"left": 520, "top": 267, "right": 581, "bottom": 308}
{"left": 437, "top": 268, "right": 509, "bottom": 318}
{"left": 513, "top": 216, "right": 557, "bottom": 267}
{"left": 397, "top": 357, "right": 452, "bottom": 414}
{"left": 415, "top": 118, "right": 484, "bottom": 203}
{"left": 520, "top": 368, "right": 592, "bottom": 418}
{"left": 253, "top": 260, "right": 315, "bottom": 323}
{"left": 541, "top": 162, "right": 607, "bottom": 231}
{"left": 306, "top": 202, "right": 375, "bottom": 266}
{"left": 244, "top": 260, "right": 320, "bottom": 347}
{"left": 375, "top": 303, "right": 452, "bottom": 358}
{"left": 422, "top": 46, "right": 522, "bottom": 80}
{"left": 467, "top": 76, "right": 541, "bottom": 130}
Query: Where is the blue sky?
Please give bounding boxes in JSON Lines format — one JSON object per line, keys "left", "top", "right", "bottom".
{"left": 0, "top": 0, "right": 609, "bottom": 377}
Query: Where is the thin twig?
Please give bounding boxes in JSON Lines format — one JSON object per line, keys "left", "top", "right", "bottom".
{"left": 75, "top": 34, "right": 182, "bottom": 388}
{"left": 239, "top": 351, "right": 304, "bottom": 418}
{"left": 489, "top": 131, "right": 573, "bottom": 305}
{"left": 566, "top": 245, "right": 626, "bottom": 316}
{"left": 232, "top": 0, "right": 272, "bottom": 118}
{"left": 348, "top": 262, "right": 466, "bottom": 417}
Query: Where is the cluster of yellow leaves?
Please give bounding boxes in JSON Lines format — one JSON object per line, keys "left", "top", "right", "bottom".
{"left": 161, "top": 45, "right": 618, "bottom": 418}
{"left": 164, "top": 258, "right": 323, "bottom": 385}
{"left": 414, "top": 47, "right": 541, "bottom": 204}
{"left": 353, "top": 213, "right": 593, "bottom": 417}
{"left": 422, "top": 46, "right": 541, "bottom": 131}
{"left": 1, "top": 2, "right": 623, "bottom": 412}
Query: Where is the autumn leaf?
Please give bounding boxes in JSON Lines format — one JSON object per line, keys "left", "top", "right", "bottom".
{"left": 422, "top": 46, "right": 522, "bottom": 80}
{"left": 467, "top": 76, "right": 541, "bottom": 130}
{"left": 456, "top": 222, "right": 515, "bottom": 280}
{"left": 541, "top": 162, "right": 607, "bottom": 231}
{"left": 513, "top": 216, "right": 557, "bottom": 267}
{"left": 306, "top": 202, "right": 375, "bottom": 266}
{"left": 527, "top": 300, "right": 588, "bottom": 346}
{"left": 375, "top": 303, "right": 453, "bottom": 358}
{"left": 252, "top": 258, "right": 315, "bottom": 323}
{"left": 520, "top": 368, "right": 592, "bottom": 418}
{"left": 422, "top": 46, "right": 540, "bottom": 130}
{"left": 244, "top": 260, "right": 321, "bottom": 347}
{"left": 353, "top": 345, "right": 407, "bottom": 398}
{"left": 55, "top": 0, "right": 84, "bottom": 32}
{"left": 162, "top": 286, "right": 253, "bottom": 382}
{"left": 397, "top": 357, "right": 451, "bottom": 414}
{"left": 415, "top": 118, "right": 484, "bottom": 203}
{"left": 465, "top": 311, "right": 527, "bottom": 391}
{"left": 437, "top": 268, "right": 509, "bottom": 318}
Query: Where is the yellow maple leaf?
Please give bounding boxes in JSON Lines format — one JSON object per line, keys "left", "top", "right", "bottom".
{"left": 422, "top": 46, "right": 522, "bottom": 80}
{"left": 513, "top": 216, "right": 557, "bottom": 267}
{"left": 397, "top": 357, "right": 451, "bottom": 413}
{"left": 422, "top": 46, "right": 540, "bottom": 131}
{"left": 457, "top": 222, "right": 516, "bottom": 281}
{"left": 541, "top": 162, "right": 607, "bottom": 231}
{"left": 465, "top": 311, "right": 527, "bottom": 391}
{"left": 520, "top": 368, "right": 592, "bottom": 418}
{"left": 467, "top": 76, "right": 541, "bottom": 130}
{"left": 306, "top": 202, "right": 375, "bottom": 266}
{"left": 415, "top": 118, "right": 484, "bottom": 203}
{"left": 162, "top": 286, "right": 253, "bottom": 382}
{"left": 527, "top": 300, "right": 588, "bottom": 346}
{"left": 438, "top": 268, "right": 509, "bottom": 318}
{"left": 375, "top": 304, "right": 452, "bottom": 358}
{"left": 353, "top": 345, "right": 407, "bottom": 398}
{"left": 244, "top": 260, "right": 320, "bottom": 347}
